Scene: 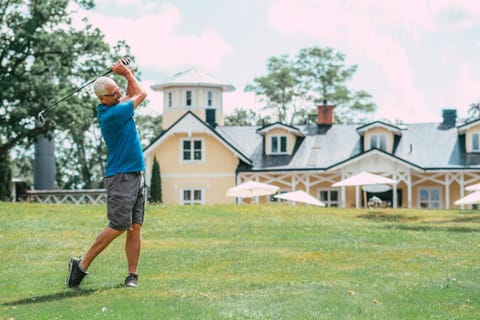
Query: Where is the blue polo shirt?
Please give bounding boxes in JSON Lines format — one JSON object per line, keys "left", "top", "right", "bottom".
{"left": 97, "top": 100, "right": 144, "bottom": 177}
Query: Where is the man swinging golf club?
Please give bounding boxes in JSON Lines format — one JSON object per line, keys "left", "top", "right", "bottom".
{"left": 67, "top": 58, "right": 147, "bottom": 288}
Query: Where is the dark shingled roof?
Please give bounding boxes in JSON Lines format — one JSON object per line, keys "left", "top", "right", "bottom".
{"left": 143, "top": 110, "right": 480, "bottom": 172}
{"left": 215, "top": 121, "right": 480, "bottom": 171}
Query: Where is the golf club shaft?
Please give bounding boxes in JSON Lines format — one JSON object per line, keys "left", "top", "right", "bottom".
{"left": 37, "top": 69, "right": 112, "bottom": 124}
{"left": 37, "top": 57, "right": 132, "bottom": 124}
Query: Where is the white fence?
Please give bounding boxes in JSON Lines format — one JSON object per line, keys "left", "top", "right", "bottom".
{"left": 26, "top": 189, "right": 107, "bottom": 204}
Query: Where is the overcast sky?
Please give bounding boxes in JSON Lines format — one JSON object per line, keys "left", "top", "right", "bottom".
{"left": 73, "top": 0, "right": 480, "bottom": 123}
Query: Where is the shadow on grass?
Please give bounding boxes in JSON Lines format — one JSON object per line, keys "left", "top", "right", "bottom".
{"left": 358, "top": 211, "right": 480, "bottom": 233}
{"left": 438, "top": 216, "right": 480, "bottom": 224}
{"left": 2, "top": 285, "right": 123, "bottom": 306}
{"left": 357, "top": 211, "right": 420, "bottom": 222}
{"left": 383, "top": 224, "right": 480, "bottom": 233}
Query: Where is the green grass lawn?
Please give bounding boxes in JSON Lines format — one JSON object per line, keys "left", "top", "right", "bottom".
{"left": 1, "top": 203, "right": 479, "bottom": 319}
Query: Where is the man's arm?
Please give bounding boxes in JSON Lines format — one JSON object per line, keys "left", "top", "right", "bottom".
{"left": 111, "top": 59, "right": 147, "bottom": 109}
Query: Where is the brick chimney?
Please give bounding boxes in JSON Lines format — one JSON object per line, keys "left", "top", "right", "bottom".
{"left": 317, "top": 104, "right": 335, "bottom": 125}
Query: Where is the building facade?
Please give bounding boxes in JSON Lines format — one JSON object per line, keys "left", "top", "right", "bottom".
{"left": 144, "top": 68, "right": 480, "bottom": 209}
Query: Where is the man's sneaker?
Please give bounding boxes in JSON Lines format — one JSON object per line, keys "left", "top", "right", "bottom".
{"left": 67, "top": 257, "right": 88, "bottom": 288}
{"left": 124, "top": 273, "right": 138, "bottom": 287}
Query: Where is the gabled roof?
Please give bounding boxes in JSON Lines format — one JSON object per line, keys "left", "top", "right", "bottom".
{"left": 217, "top": 122, "right": 479, "bottom": 171}
{"left": 356, "top": 121, "right": 403, "bottom": 135}
{"left": 143, "top": 111, "right": 251, "bottom": 165}
{"left": 457, "top": 118, "right": 480, "bottom": 134}
{"left": 144, "top": 113, "right": 480, "bottom": 173}
{"left": 327, "top": 148, "right": 423, "bottom": 172}
{"left": 256, "top": 122, "right": 304, "bottom": 137}
{"left": 150, "top": 67, "right": 235, "bottom": 92}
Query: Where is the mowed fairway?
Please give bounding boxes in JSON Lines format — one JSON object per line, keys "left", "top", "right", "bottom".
{"left": 1, "top": 202, "right": 480, "bottom": 319}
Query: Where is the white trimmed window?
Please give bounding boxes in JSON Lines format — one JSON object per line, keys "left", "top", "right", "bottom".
{"left": 419, "top": 187, "right": 441, "bottom": 209}
{"left": 181, "top": 139, "right": 203, "bottom": 162}
{"left": 167, "top": 91, "right": 173, "bottom": 107}
{"left": 181, "top": 188, "right": 203, "bottom": 205}
{"left": 370, "top": 134, "right": 387, "bottom": 151}
{"left": 207, "top": 91, "right": 213, "bottom": 107}
{"left": 185, "top": 90, "right": 192, "bottom": 107}
{"left": 271, "top": 136, "right": 287, "bottom": 154}
{"left": 319, "top": 189, "right": 339, "bottom": 207}
{"left": 472, "top": 132, "right": 480, "bottom": 151}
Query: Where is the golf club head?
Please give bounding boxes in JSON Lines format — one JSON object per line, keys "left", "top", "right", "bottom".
{"left": 119, "top": 57, "right": 136, "bottom": 71}
{"left": 37, "top": 111, "right": 47, "bottom": 126}
{"left": 120, "top": 57, "right": 131, "bottom": 66}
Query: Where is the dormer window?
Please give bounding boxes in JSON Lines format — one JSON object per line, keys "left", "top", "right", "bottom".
{"left": 472, "top": 132, "right": 480, "bottom": 152}
{"left": 257, "top": 122, "right": 303, "bottom": 156}
{"left": 370, "top": 134, "right": 387, "bottom": 151}
{"left": 271, "top": 135, "right": 287, "bottom": 154}
{"left": 356, "top": 121, "right": 402, "bottom": 153}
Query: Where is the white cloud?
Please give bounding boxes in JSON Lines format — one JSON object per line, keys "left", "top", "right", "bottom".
{"left": 74, "top": 3, "right": 232, "bottom": 73}
{"left": 268, "top": 0, "right": 341, "bottom": 39}
{"left": 429, "top": 0, "right": 480, "bottom": 29}
{"left": 267, "top": 0, "right": 434, "bottom": 122}
{"left": 268, "top": 0, "right": 435, "bottom": 38}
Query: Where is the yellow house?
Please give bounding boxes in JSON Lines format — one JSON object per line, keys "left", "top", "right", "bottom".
{"left": 144, "top": 69, "right": 480, "bottom": 209}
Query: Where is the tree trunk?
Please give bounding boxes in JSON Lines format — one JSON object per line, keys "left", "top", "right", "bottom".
{"left": 0, "top": 152, "right": 12, "bottom": 201}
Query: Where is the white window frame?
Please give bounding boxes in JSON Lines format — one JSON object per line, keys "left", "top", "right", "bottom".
{"left": 370, "top": 134, "right": 387, "bottom": 151}
{"left": 207, "top": 90, "right": 213, "bottom": 107}
{"left": 472, "top": 132, "right": 480, "bottom": 151}
{"left": 418, "top": 187, "right": 442, "bottom": 209}
{"left": 181, "top": 138, "right": 204, "bottom": 163}
{"left": 270, "top": 135, "right": 288, "bottom": 154}
{"left": 181, "top": 188, "right": 204, "bottom": 205}
{"left": 185, "top": 90, "right": 192, "bottom": 107}
{"left": 318, "top": 189, "right": 339, "bottom": 207}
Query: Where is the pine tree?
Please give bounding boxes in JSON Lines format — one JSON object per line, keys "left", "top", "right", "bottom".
{"left": 150, "top": 156, "right": 162, "bottom": 203}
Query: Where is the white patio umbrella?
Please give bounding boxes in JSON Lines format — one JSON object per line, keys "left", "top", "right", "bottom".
{"left": 332, "top": 171, "right": 397, "bottom": 208}
{"left": 465, "top": 183, "right": 480, "bottom": 191}
{"left": 274, "top": 190, "right": 326, "bottom": 207}
{"left": 332, "top": 171, "right": 397, "bottom": 187}
{"left": 454, "top": 191, "right": 480, "bottom": 205}
{"left": 226, "top": 181, "right": 279, "bottom": 198}
{"left": 362, "top": 184, "right": 392, "bottom": 193}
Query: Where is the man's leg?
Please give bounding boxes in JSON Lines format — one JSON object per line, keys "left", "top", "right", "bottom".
{"left": 124, "top": 223, "right": 141, "bottom": 287}
{"left": 80, "top": 226, "right": 125, "bottom": 271}
{"left": 68, "top": 226, "right": 124, "bottom": 288}
{"left": 125, "top": 223, "right": 142, "bottom": 274}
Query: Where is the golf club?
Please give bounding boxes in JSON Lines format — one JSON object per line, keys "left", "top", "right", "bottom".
{"left": 37, "top": 57, "right": 132, "bottom": 125}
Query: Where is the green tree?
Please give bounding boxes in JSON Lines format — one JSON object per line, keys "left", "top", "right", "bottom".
{"left": 149, "top": 156, "right": 162, "bottom": 203}
{"left": 0, "top": 0, "right": 133, "bottom": 195}
{"left": 135, "top": 114, "right": 163, "bottom": 147}
{"left": 245, "top": 55, "right": 302, "bottom": 124}
{"left": 224, "top": 108, "right": 258, "bottom": 126}
{"left": 245, "top": 46, "right": 376, "bottom": 125}
{"left": 468, "top": 102, "right": 480, "bottom": 121}
{"left": 295, "top": 46, "right": 375, "bottom": 124}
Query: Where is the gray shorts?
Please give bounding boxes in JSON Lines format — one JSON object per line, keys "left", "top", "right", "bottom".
{"left": 103, "top": 172, "right": 145, "bottom": 230}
